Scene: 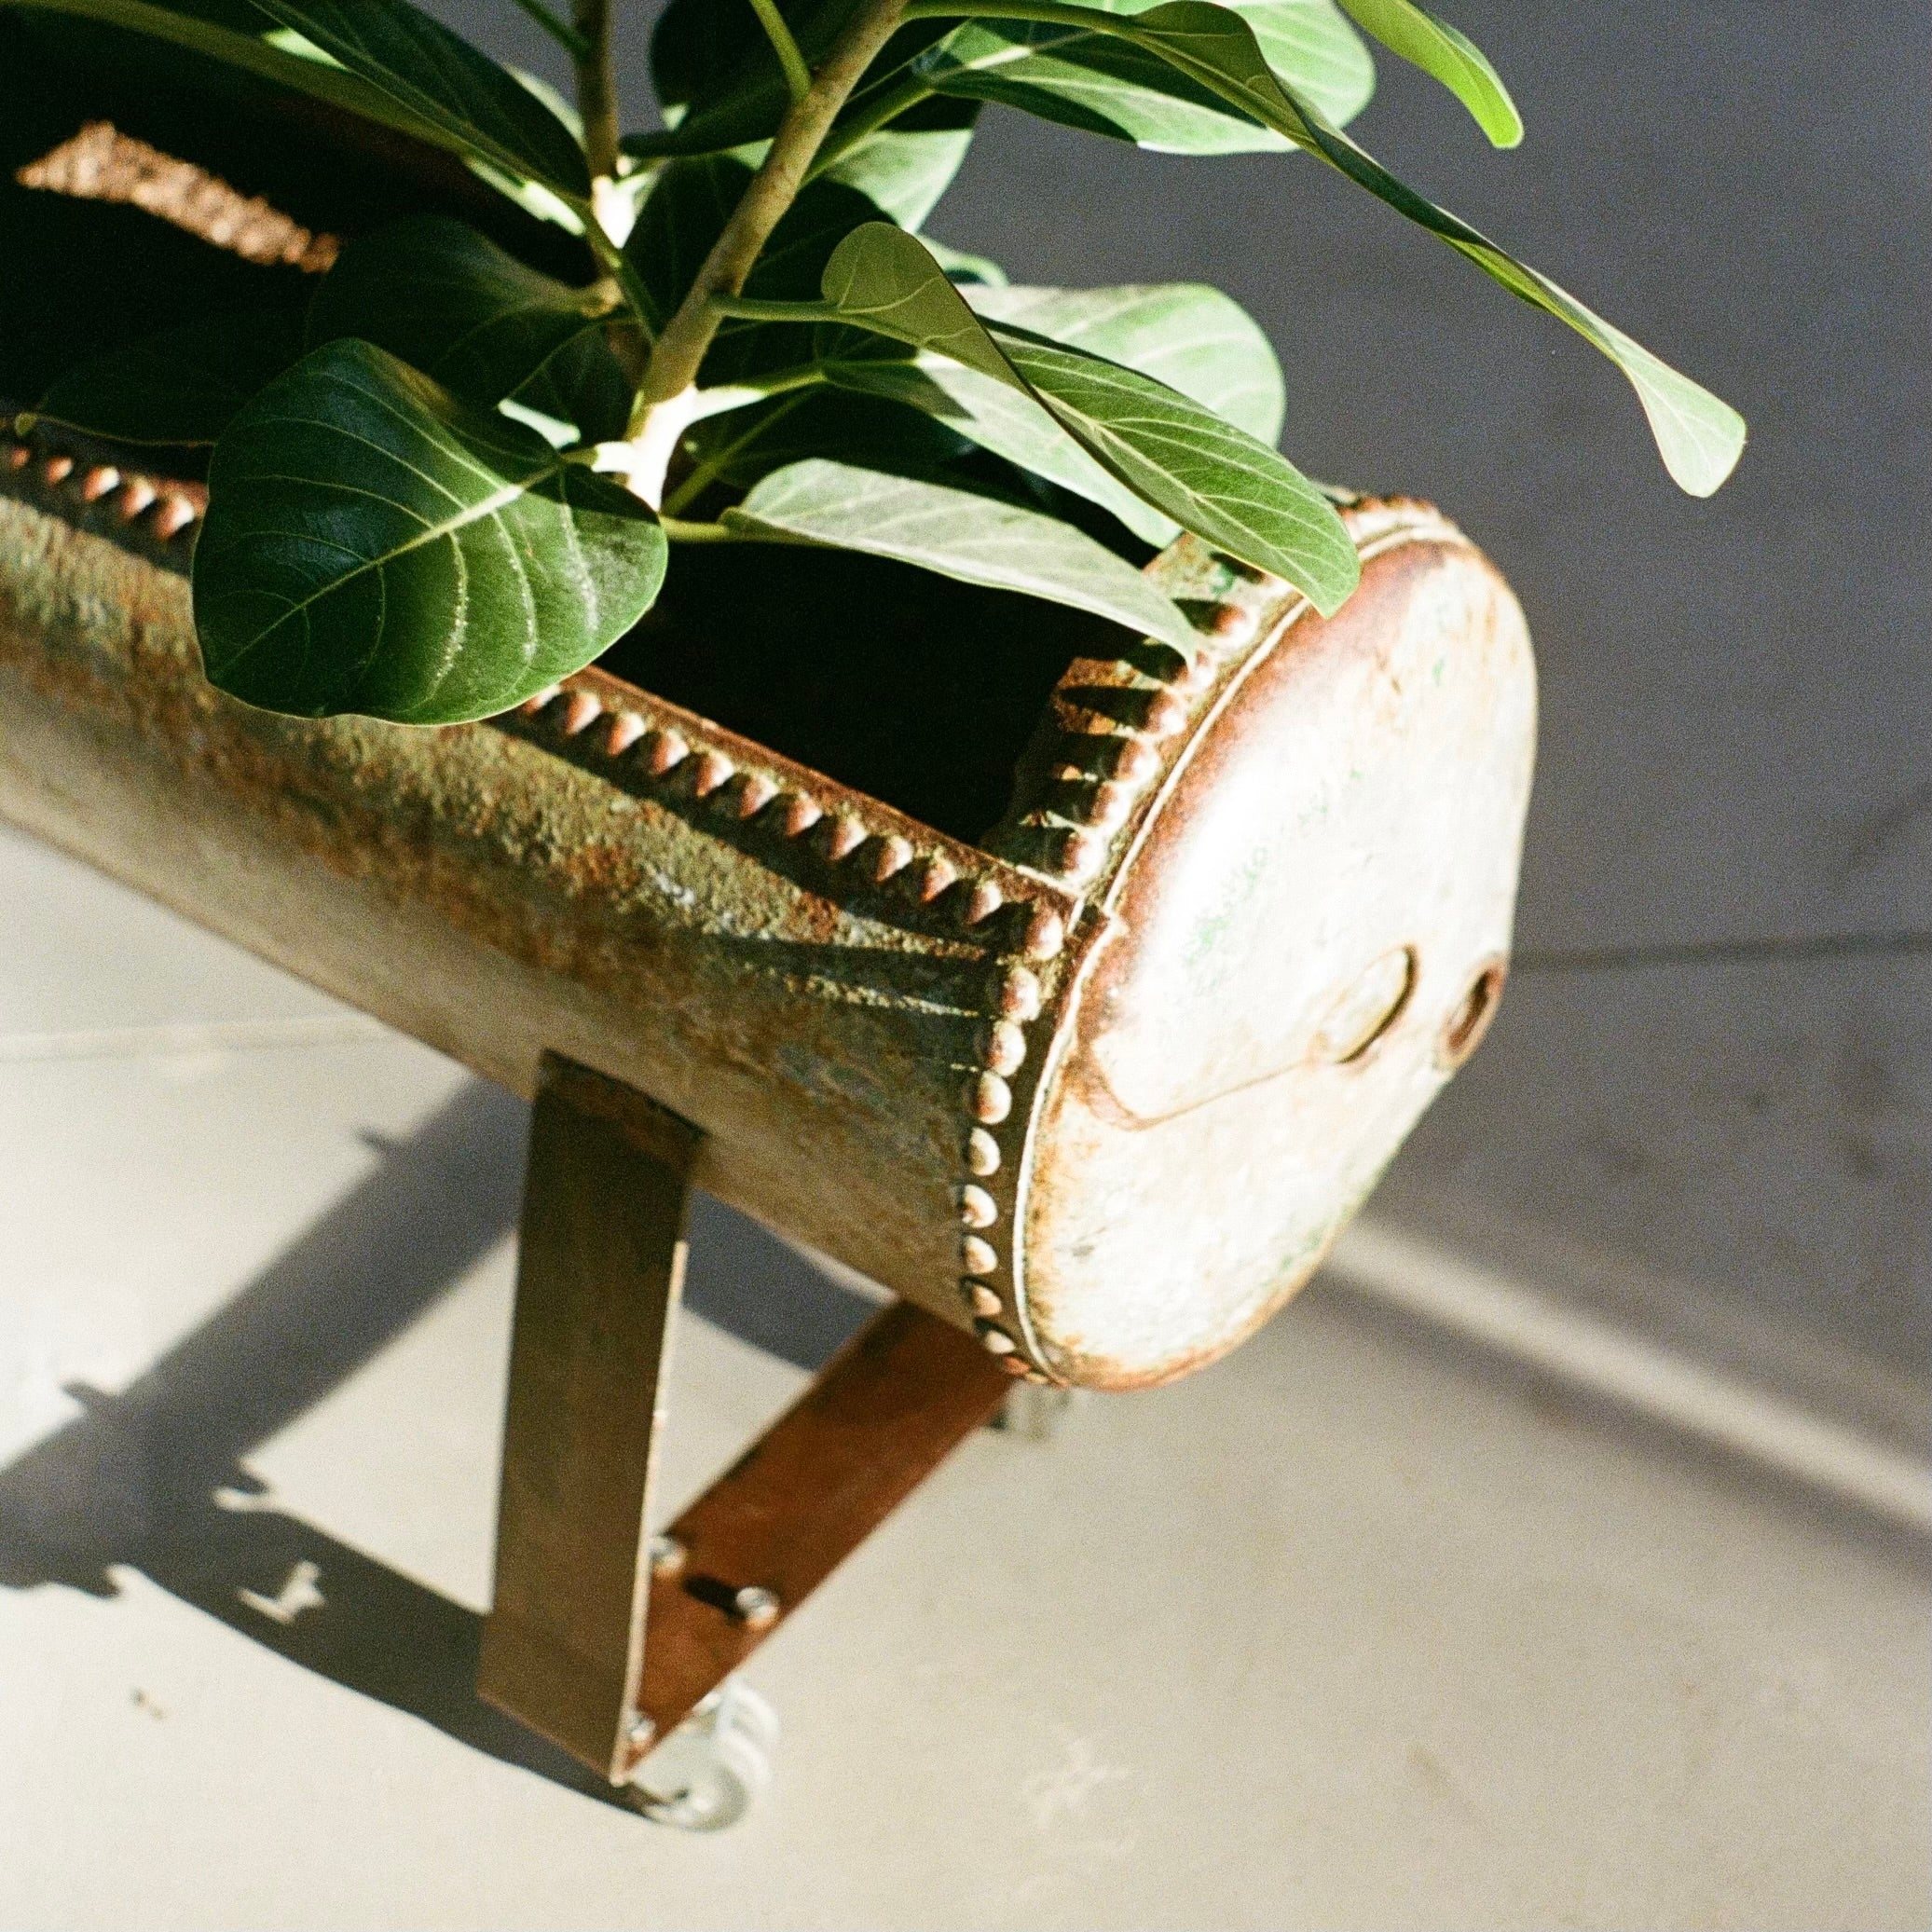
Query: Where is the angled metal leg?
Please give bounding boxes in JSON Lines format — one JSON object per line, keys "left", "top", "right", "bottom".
{"left": 480, "top": 1052, "right": 1015, "bottom": 1788}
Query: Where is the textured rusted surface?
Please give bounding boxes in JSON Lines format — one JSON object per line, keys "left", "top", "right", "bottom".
{"left": 0, "top": 414, "right": 1533, "bottom": 1388}
{"left": 983, "top": 505, "right": 1538, "bottom": 1387}
{"left": 628, "top": 1298, "right": 1013, "bottom": 1765}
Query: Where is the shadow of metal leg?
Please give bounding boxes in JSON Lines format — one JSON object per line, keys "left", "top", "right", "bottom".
{"left": 479, "top": 1051, "right": 1017, "bottom": 1800}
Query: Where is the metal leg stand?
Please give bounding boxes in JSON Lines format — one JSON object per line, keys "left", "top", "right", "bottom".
{"left": 479, "top": 1052, "right": 1015, "bottom": 1821}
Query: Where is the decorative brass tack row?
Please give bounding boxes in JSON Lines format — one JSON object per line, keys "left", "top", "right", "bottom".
{"left": 514, "top": 678, "right": 1073, "bottom": 958}
{"left": 3, "top": 436, "right": 203, "bottom": 544}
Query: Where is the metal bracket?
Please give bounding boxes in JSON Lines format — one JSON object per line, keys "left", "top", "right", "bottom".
{"left": 479, "top": 1052, "right": 1015, "bottom": 1785}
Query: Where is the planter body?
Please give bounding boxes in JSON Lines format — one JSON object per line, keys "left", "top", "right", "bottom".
{"left": 0, "top": 434, "right": 1534, "bottom": 1388}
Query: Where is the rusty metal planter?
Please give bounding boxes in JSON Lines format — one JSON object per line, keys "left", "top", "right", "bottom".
{"left": 0, "top": 430, "right": 1535, "bottom": 1391}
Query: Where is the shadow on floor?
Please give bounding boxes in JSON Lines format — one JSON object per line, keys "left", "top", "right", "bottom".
{"left": 0, "top": 1076, "right": 876, "bottom": 1806}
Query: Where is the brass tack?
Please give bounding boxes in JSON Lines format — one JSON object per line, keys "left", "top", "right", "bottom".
{"left": 992, "top": 965, "right": 1041, "bottom": 1021}
{"left": 645, "top": 728, "right": 690, "bottom": 774}
{"left": 1110, "top": 737, "right": 1160, "bottom": 783}
{"left": 1143, "top": 690, "right": 1187, "bottom": 737}
{"left": 961, "top": 879, "right": 1004, "bottom": 925}
{"left": 961, "top": 1234, "right": 999, "bottom": 1281}
{"left": 604, "top": 711, "right": 647, "bottom": 756}
{"left": 872, "top": 834, "right": 912, "bottom": 882}
{"left": 733, "top": 1584, "right": 781, "bottom": 1631}
{"left": 1022, "top": 906, "right": 1066, "bottom": 962}
{"left": 782, "top": 794, "right": 823, "bottom": 838}
{"left": 976, "top": 1322, "right": 1018, "bottom": 1356}
{"left": 999, "top": 1354, "right": 1033, "bottom": 1377}
{"left": 735, "top": 773, "right": 778, "bottom": 818}
{"left": 825, "top": 815, "right": 867, "bottom": 860}
{"left": 6, "top": 445, "right": 28, "bottom": 471}
{"left": 1084, "top": 780, "right": 1132, "bottom": 829}
{"left": 956, "top": 1184, "right": 998, "bottom": 1229}
{"left": 964, "top": 1281, "right": 1004, "bottom": 1318}
{"left": 44, "top": 456, "right": 74, "bottom": 484}
{"left": 918, "top": 856, "right": 956, "bottom": 902}
{"left": 964, "top": 1127, "right": 1002, "bottom": 1176}
{"left": 1209, "top": 599, "right": 1259, "bottom": 644}
{"left": 1056, "top": 828, "right": 1105, "bottom": 881}
{"left": 519, "top": 685, "right": 561, "bottom": 716}
{"left": 965, "top": 1072, "right": 1012, "bottom": 1124}
{"left": 649, "top": 1533, "right": 686, "bottom": 1578}
{"left": 80, "top": 465, "right": 120, "bottom": 501}
{"left": 152, "top": 495, "right": 199, "bottom": 539}
{"left": 116, "top": 478, "right": 157, "bottom": 521}
{"left": 560, "top": 690, "right": 602, "bottom": 735}
{"left": 979, "top": 1019, "right": 1026, "bottom": 1076}
{"left": 691, "top": 749, "right": 734, "bottom": 796}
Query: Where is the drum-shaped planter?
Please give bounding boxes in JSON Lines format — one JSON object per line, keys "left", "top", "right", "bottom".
{"left": 0, "top": 437, "right": 1534, "bottom": 1391}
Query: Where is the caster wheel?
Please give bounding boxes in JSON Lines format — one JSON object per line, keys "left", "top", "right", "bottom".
{"left": 629, "top": 1679, "right": 778, "bottom": 1830}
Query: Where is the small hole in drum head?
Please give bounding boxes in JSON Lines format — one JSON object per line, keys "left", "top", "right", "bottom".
{"left": 1440, "top": 960, "right": 1507, "bottom": 1068}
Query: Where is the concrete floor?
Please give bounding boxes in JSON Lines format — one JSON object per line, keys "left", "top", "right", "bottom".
{"left": 2, "top": 824, "right": 1926, "bottom": 1929}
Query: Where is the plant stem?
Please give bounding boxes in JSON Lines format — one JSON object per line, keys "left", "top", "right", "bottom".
{"left": 633, "top": 0, "right": 914, "bottom": 426}
{"left": 746, "top": 0, "right": 814, "bottom": 104}
{"left": 572, "top": 0, "right": 620, "bottom": 181}
{"left": 506, "top": 0, "right": 591, "bottom": 61}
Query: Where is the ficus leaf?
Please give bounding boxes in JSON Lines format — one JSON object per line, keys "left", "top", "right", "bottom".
{"left": 815, "top": 103, "right": 982, "bottom": 228}
{"left": 243, "top": 0, "right": 592, "bottom": 199}
{"left": 308, "top": 216, "right": 629, "bottom": 442}
{"left": 1332, "top": 0, "right": 1518, "bottom": 147}
{"left": 1000, "top": 0, "right": 1743, "bottom": 492}
{"left": 721, "top": 459, "right": 1200, "bottom": 649}
{"left": 818, "top": 225, "right": 1359, "bottom": 610}
{"left": 193, "top": 338, "right": 666, "bottom": 722}
{"left": 27, "top": 310, "right": 307, "bottom": 447}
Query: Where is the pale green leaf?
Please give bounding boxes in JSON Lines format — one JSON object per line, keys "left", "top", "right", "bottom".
{"left": 723, "top": 459, "right": 1199, "bottom": 648}
{"left": 816, "top": 112, "right": 980, "bottom": 228}
{"left": 193, "top": 339, "right": 665, "bottom": 722}
{"left": 1333, "top": 0, "right": 1517, "bottom": 146}
{"left": 817, "top": 225, "right": 1358, "bottom": 607}
{"left": 308, "top": 216, "right": 629, "bottom": 442}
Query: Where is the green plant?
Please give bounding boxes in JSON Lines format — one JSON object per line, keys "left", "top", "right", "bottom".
{"left": 8, "top": 0, "right": 1745, "bottom": 724}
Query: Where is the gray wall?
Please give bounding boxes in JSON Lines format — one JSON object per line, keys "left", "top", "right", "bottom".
{"left": 432, "top": 0, "right": 1931, "bottom": 1376}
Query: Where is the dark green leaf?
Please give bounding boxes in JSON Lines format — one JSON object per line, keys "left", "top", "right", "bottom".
{"left": 722, "top": 459, "right": 1199, "bottom": 647}
{"left": 819, "top": 225, "right": 1357, "bottom": 607}
{"left": 900, "top": 0, "right": 1372, "bottom": 155}
{"left": 243, "top": 0, "right": 591, "bottom": 198}
{"left": 193, "top": 338, "right": 665, "bottom": 722}
{"left": 1023, "top": 0, "right": 1743, "bottom": 492}
{"left": 26, "top": 310, "right": 306, "bottom": 447}
{"left": 308, "top": 216, "right": 628, "bottom": 441}
{"left": 966, "top": 281, "right": 1283, "bottom": 441}
{"left": 1333, "top": 0, "right": 1517, "bottom": 146}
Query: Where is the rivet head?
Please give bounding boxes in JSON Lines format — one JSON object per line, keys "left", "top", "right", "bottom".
{"left": 1084, "top": 780, "right": 1132, "bottom": 829}
{"left": 979, "top": 1019, "right": 1026, "bottom": 1076}
{"left": 519, "top": 685, "right": 560, "bottom": 717}
{"left": 1209, "top": 598, "right": 1259, "bottom": 644}
{"left": 735, "top": 773, "right": 778, "bottom": 818}
{"left": 649, "top": 1533, "right": 687, "bottom": 1579}
{"left": 645, "top": 728, "right": 690, "bottom": 774}
{"left": 604, "top": 711, "right": 647, "bottom": 757}
{"left": 782, "top": 794, "right": 823, "bottom": 838}
{"left": 918, "top": 856, "right": 956, "bottom": 902}
{"left": 965, "top": 1072, "right": 1012, "bottom": 1124}
{"left": 872, "top": 834, "right": 912, "bottom": 882}
{"left": 956, "top": 1184, "right": 998, "bottom": 1229}
{"left": 43, "top": 456, "right": 74, "bottom": 484}
{"left": 999, "top": 1355, "right": 1034, "bottom": 1378}
{"left": 691, "top": 749, "right": 734, "bottom": 796}
{"left": 1110, "top": 737, "right": 1160, "bottom": 783}
{"left": 80, "top": 463, "right": 119, "bottom": 500}
{"left": 733, "top": 1584, "right": 781, "bottom": 1631}
{"left": 964, "top": 1127, "right": 1002, "bottom": 1176}
{"left": 5, "top": 445, "right": 28, "bottom": 471}
{"left": 1056, "top": 828, "right": 1105, "bottom": 882}
{"left": 964, "top": 1280, "right": 1003, "bottom": 1318}
{"left": 1143, "top": 689, "right": 1187, "bottom": 737}
{"left": 963, "top": 880, "right": 1004, "bottom": 925}
{"left": 153, "top": 495, "right": 198, "bottom": 539}
{"left": 627, "top": 1714, "right": 658, "bottom": 1750}
{"left": 116, "top": 477, "right": 157, "bottom": 521}
{"left": 1022, "top": 907, "right": 1066, "bottom": 962}
{"left": 560, "top": 689, "right": 603, "bottom": 735}
{"left": 992, "top": 966, "right": 1041, "bottom": 1021}
{"left": 960, "top": 1233, "right": 999, "bottom": 1276}
{"left": 826, "top": 815, "right": 867, "bottom": 860}
{"left": 976, "top": 1322, "right": 1018, "bottom": 1356}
